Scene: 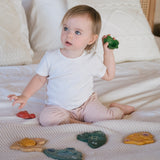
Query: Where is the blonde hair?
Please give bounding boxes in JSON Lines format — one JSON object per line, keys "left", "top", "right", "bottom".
{"left": 61, "top": 5, "right": 101, "bottom": 51}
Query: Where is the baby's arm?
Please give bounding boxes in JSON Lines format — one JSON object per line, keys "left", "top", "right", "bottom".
{"left": 101, "top": 35, "right": 116, "bottom": 81}
{"left": 8, "top": 74, "right": 47, "bottom": 109}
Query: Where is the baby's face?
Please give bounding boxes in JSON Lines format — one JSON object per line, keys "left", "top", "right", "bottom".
{"left": 61, "top": 14, "right": 96, "bottom": 56}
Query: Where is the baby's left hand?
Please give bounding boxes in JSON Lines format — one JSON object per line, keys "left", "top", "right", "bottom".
{"left": 102, "top": 35, "right": 119, "bottom": 50}
{"left": 102, "top": 35, "right": 114, "bottom": 53}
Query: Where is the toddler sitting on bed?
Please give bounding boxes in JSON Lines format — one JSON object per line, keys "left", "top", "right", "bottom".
{"left": 8, "top": 5, "right": 135, "bottom": 126}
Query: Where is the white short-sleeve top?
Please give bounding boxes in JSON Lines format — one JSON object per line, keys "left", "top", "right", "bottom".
{"left": 36, "top": 49, "right": 106, "bottom": 110}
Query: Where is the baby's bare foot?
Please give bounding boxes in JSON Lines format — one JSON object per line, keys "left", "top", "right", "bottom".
{"left": 109, "top": 103, "right": 135, "bottom": 115}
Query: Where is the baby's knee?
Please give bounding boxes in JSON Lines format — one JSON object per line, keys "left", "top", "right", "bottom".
{"left": 39, "top": 113, "right": 58, "bottom": 126}
{"left": 39, "top": 106, "right": 70, "bottom": 126}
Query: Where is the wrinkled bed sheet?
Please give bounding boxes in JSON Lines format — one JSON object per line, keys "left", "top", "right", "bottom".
{"left": 0, "top": 60, "right": 160, "bottom": 160}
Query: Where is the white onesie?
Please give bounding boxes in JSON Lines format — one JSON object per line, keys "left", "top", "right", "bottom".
{"left": 36, "top": 49, "right": 106, "bottom": 110}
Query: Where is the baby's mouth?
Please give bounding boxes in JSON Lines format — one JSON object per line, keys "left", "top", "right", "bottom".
{"left": 65, "top": 41, "right": 72, "bottom": 46}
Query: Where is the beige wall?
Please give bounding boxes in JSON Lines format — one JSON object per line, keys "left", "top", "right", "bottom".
{"left": 155, "top": 0, "right": 160, "bottom": 24}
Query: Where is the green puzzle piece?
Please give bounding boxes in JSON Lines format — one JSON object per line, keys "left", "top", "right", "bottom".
{"left": 43, "top": 148, "right": 83, "bottom": 160}
{"left": 103, "top": 35, "right": 119, "bottom": 49}
{"left": 77, "top": 131, "right": 107, "bottom": 149}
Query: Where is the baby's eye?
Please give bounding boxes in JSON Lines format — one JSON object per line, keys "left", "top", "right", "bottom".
{"left": 64, "top": 27, "right": 68, "bottom": 31}
{"left": 75, "top": 31, "right": 81, "bottom": 35}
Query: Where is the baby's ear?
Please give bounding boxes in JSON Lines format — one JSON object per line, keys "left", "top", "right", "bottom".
{"left": 88, "top": 34, "right": 98, "bottom": 45}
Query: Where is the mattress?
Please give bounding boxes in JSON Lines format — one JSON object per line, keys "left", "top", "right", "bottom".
{"left": 0, "top": 60, "right": 160, "bottom": 160}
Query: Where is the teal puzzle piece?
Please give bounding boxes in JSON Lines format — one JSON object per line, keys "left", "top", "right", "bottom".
{"left": 77, "top": 131, "right": 107, "bottom": 149}
{"left": 43, "top": 148, "right": 83, "bottom": 160}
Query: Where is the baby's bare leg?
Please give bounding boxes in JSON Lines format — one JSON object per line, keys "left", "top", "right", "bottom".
{"left": 109, "top": 103, "right": 135, "bottom": 115}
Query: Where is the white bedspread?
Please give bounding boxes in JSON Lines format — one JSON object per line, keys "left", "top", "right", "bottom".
{"left": 0, "top": 61, "right": 160, "bottom": 160}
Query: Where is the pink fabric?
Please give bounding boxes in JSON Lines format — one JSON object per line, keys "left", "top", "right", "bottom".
{"left": 39, "top": 93, "right": 124, "bottom": 126}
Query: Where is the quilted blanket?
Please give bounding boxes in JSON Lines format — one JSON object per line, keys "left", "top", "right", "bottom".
{"left": 0, "top": 61, "right": 160, "bottom": 160}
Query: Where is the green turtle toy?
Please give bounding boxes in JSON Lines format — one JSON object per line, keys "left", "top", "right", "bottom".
{"left": 103, "top": 35, "right": 119, "bottom": 49}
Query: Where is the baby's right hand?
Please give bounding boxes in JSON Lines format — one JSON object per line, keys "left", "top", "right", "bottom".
{"left": 8, "top": 94, "right": 28, "bottom": 109}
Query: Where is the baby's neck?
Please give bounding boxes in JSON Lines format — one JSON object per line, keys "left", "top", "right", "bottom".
{"left": 60, "top": 48, "right": 84, "bottom": 58}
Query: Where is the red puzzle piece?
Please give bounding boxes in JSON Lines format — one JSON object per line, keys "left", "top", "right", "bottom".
{"left": 16, "top": 111, "right": 36, "bottom": 119}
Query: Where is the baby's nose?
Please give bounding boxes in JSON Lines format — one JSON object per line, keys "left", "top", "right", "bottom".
{"left": 67, "top": 31, "right": 74, "bottom": 38}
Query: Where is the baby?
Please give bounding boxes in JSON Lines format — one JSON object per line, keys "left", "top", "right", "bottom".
{"left": 8, "top": 5, "right": 135, "bottom": 126}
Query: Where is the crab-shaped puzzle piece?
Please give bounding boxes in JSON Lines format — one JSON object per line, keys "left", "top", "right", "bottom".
{"left": 103, "top": 35, "right": 119, "bottom": 49}
{"left": 43, "top": 148, "right": 83, "bottom": 160}
{"left": 77, "top": 131, "right": 107, "bottom": 149}
{"left": 16, "top": 110, "right": 36, "bottom": 119}
{"left": 10, "top": 138, "right": 47, "bottom": 152}
{"left": 123, "top": 131, "right": 155, "bottom": 145}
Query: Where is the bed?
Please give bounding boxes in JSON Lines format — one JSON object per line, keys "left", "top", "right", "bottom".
{"left": 0, "top": 0, "right": 160, "bottom": 159}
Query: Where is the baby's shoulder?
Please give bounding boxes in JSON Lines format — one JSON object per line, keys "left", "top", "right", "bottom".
{"left": 45, "top": 49, "right": 60, "bottom": 57}
{"left": 85, "top": 53, "right": 102, "bottom": 64}
{"left": 42, "top": 49, "right": 60, "bottom": 63}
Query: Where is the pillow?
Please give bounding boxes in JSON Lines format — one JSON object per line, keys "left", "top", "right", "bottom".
{"left": 67, "top": 0, "right": 160, "bottom": 63}
{"left": 0, "top": 0, "right": 33, "bottom": 66}
{"left": 22, "top": 0, "right": 33, "bottom": 16}
{"left": 28, "top": 0, "right": 67, "bottom": 63}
